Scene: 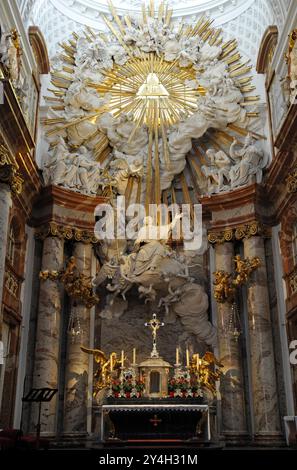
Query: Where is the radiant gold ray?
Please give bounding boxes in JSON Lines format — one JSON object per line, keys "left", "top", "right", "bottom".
{"left": 83, "top": 31, "right": 92, "bottom": 42}
{"left": 44, "top": 96, "right": 64, "bottom": 103}
{"left": 125, "top": 176, "right": 134, "bottom": 205}
{"left": 47, "top": 88, "right": 66, "bottom": 97}
{"left": 158, "top": 1, "right": 164, "bottom": 21}
{"left": 86, "top": 26, "right": 96, "bottom": 39}
{"left": 142, "top": 4, "right": 148, "bottom": 24}
{"left": 247, "top": 112, "right": 259, "bottom": 118}
{"left": 62, "top": 66, "right": 74, "bottom": 74}
{"left": 145, "top": 121, "right": 154, "bottom": 214}
{"left": 154, "top": 101, "right": 161, "bottom": 206}
{"left": 165, "top": 8, "right": 172, "bottom": 26}
{"left": 60, "top": 54, "right": 75, "bottom": 65}
{"left": 45, "top": 109, "right": 107, "bottom": 137}
{"left": 124, "top": 16, "right": 132, "bottom": 28}
{"left": 108, "top": 0, "right": 126, "bottom": 35}
{"left": 229, "top": 60, "right": 250, "bottom": 73}
{"left": 170, "top": 185, "right": 176, "bottom": 204}
{"left": 230, "top": 66, "right": 252, "bottom": 78}
{"left": 241, "top": 85, "right": 256, "bottom": 93}
{"left": 180, "top": 171, "right": 193, "bottom": 220}
{"left": 59, "top": 43, "right": 75, "bottom": 55}
{"left": 150, "top": 0, "right": 155, "bottom": 17}
{"left": 136, "top": 177, "right": 142, "bottom": 205}
{"left": 225, "top": 53, "right": 241, "bottom": 65}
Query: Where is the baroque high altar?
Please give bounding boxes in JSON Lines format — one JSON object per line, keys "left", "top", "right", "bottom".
{"left": 0, "top": 0, "right": 297, "bottom": 449}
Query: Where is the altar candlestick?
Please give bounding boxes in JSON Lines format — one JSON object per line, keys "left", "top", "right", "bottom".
{"left": 121, "top": 350, "right": 124, "bottom": 367}
{"left": 110, "top": 354, "right": 113, "bottom": 371}
{"left": 196, "top": 354, "right": 199, "bottom": 372}
{"left": 133, "top": 348, "right": 136, "bottom": 364}
{"left": 176, "top": 347, "right": 179, "bottom": 365}
{"left": 186, "top": 349, "right": 190, "bottom": 368}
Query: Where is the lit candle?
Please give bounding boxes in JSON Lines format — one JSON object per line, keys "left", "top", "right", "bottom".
{"left": 176, "top": 347, "right": 179, "bottom": 365}
{"left": 196, "top": 354, "right": 199, "bottom": 371}
{"left": 121, "top": 350, "right": 124, "bottom": 367}
{"left": 133, "top": 348, "right": 136, "bottom": 364}
{"left": 110, "top": 353, "right": 113, "bottom": 372}
{"left": 186, "top": 349, "right": 190, "bottom": 368}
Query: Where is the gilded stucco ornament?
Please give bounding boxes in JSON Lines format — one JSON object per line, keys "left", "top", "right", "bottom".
{"left": 208, "top": 221, "right": 266, "bottom": 245}
{"left": 39, "top": 256, "right": 99, "bottom": 308}
{"left": 35, "top": 221, "right": 99, "bottom": 244}
{"left": 213, "top": 255, "right": 261, "bottom": 304}
{"left": 0, "top": 142, "right": 24, "bottom": 194}
{"left": 286, "top": 167, "right": 297, "bottom": 194}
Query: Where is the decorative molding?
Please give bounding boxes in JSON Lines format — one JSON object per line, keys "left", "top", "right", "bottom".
{"left": 28, "top": 26, "right": 50, "bottom": 75}
{"left": 256, "top": 25, "right": 279, "bottom": 75}
{"left": 286, "top": 167, "right": 297, "bottom": 194}
{"left": 274, "top": 101, "right": 297, "bottom": 152}
{"left": 0, "top": 142, "right": 24, "bottom": 194}
{"left": 34, "top": 221, "right": 99, "bottom": 244}
{"left": 208, "top": 221, "right": 268, "bottom": 244}
{"left": 288, "top": 266, "right": 297, "bottom": 297}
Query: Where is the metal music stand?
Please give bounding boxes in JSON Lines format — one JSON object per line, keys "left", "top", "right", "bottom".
{"left": 22, "top": 388, "right": 58, "bottom": 449}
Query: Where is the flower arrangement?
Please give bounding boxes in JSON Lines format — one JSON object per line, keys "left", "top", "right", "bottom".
{"left": 111, "top": 379, "right": 121, "bottom": 397}
{"left": 135, "top": 379, "right": 145, "bottom": 395}
{"left": 123, "top": 378, "right": 133, "bottom": 394}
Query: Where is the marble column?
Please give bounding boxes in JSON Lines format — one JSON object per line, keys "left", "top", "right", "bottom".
{"left": 0, "top": 183, "right": 12, "bottom": 340}
{"left": 32, "top": 236, "right": 64, "bottom": 435}
{"left": 215, "top": 242, "right": 248, "bottom": 441}
{"left": 63, "top": 242, "right": 92, "bottom": 435}
{"left": 244, "top": 236, "right": 281, "bottom": 443}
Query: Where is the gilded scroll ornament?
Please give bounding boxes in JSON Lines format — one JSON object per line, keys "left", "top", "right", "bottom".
{"left": 208, "top": 221, "right": 265, "bottom": 245}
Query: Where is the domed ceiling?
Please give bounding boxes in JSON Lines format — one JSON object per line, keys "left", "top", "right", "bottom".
{"left": 19, "top": 0, "right": 291, "bottom": 61}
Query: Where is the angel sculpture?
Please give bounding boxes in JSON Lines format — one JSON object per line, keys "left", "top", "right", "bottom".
{"left": 192, "top": 351, "right": 224, "bottom": 395}
{"left": 80, "top": 347, "right": 120, "bottom": 397}
{"left": 213, "top": 270, "right": 235, "bottom": 303}
{"left": 109, "top": 157, "right": 143, "bottom": 194}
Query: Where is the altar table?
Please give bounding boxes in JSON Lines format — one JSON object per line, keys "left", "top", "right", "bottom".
{"left": 101, "top": 403, "right": 211, "bottom": 443}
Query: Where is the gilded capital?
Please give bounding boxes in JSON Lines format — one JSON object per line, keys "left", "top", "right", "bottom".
{"left": 35, "top": 221, "right": 99, "bottom": 244}
{"left": 208, "top": 221, "right": 267, "bottom": 245}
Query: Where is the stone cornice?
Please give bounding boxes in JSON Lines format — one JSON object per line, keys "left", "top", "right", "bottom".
{"left": 30, "top": 185, "right": 108, "bottom": 240}
{"left": 200, "top": 183, "right": 261, "bottom": 213}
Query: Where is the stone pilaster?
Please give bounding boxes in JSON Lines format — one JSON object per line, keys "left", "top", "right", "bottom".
{"left": 31, "top": 236, "right": 64, "bottom": 435}
{"left": 0, "top": 183, "right": 12, "bottom": 340}
{"left": 215, "top": 242, "right": 248, "bottom": 441}
{"left": 244, "top": 236, "right": 282, "bottom": 443}
{"left": 63, "top": 242, "right": 91, "bottom": 435}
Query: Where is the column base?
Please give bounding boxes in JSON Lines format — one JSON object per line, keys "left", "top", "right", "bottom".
{"left": 220, "top": 431, "right": 251, "bottom": 446}
{"left": 252, "top": 432, "right": 286, "bottom": 447}
{"left": 52, "top": 432, "right": 90, "bottom": 448}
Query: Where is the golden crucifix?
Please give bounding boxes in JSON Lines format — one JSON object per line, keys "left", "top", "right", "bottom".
{"left": 145, "top": 313, "right": 164, "bottom": 358}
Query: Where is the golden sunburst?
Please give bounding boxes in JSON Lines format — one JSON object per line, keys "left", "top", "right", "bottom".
{"left": 89, "top": 54, "right": 205, "bottom": 136}
{"left": 42, "top": 0, "right": 262, "bottom": 211}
